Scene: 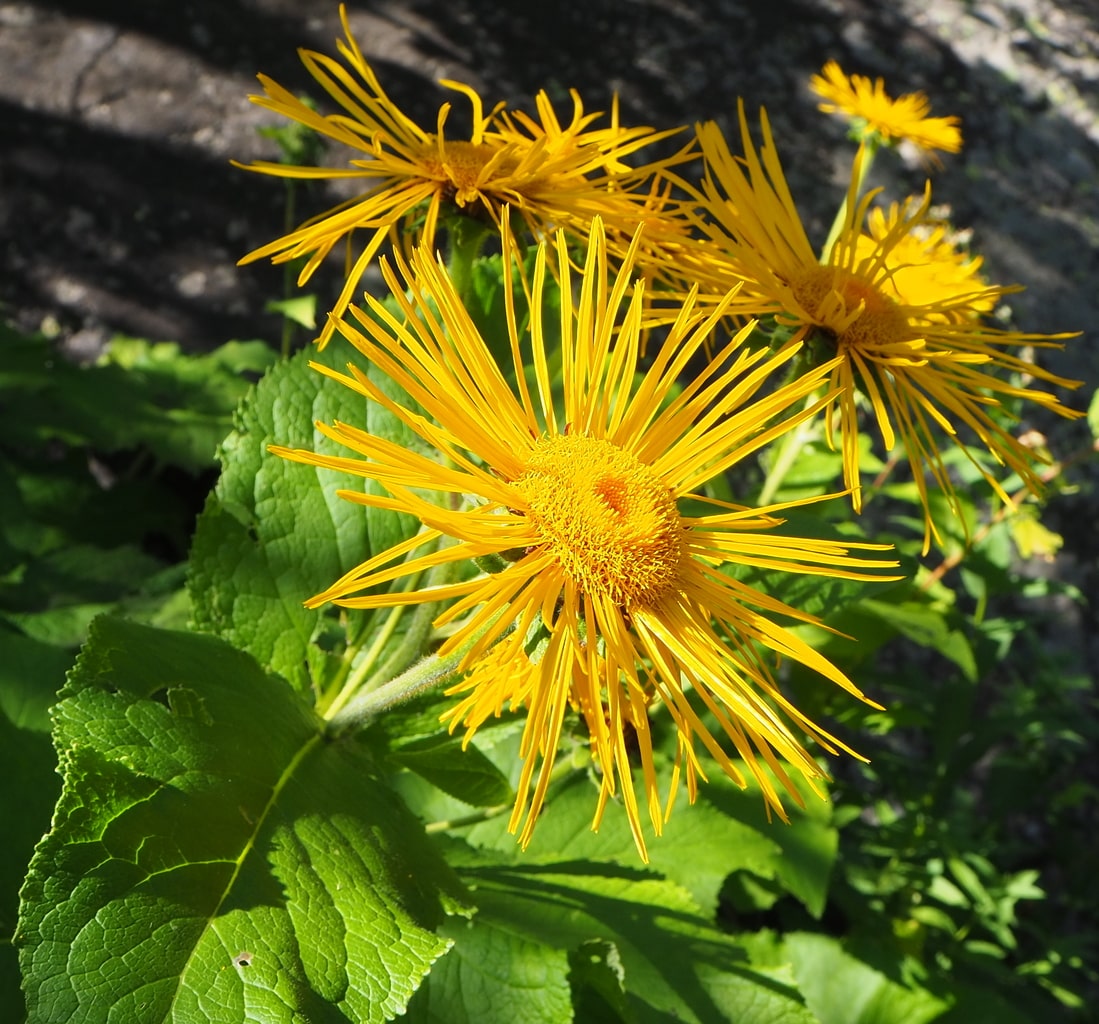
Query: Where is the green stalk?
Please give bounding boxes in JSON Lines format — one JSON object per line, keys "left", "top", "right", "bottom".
{"left": 319, "top": 601, "right": 415, "bottom": 722}
{"left": 444, "top": 213, "right": 495, "bottom": 312}
{"left": 325, "top": 617, "right": 500, "bottom": 739}
{"left": 757, "top": 391, "right": 824, "bottom": 507}
{"left": 424, "top": 804, "right": 511, "bottom": 834}
{"left": 820, "top": 137, "right": 880, "bottom": 264}
{"left": 319, "top": 535, "right": 455, "bottom": 722}
{"left": 280, "top": 179, "right": 299, "bottom": 359}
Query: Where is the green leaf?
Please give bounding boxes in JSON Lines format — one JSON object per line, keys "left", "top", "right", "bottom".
{"left": 785, "top": 932, "right": 948, "bottom": 1024}
{"left": 266, "top": 295, "right": 318, "bottom": 329}
{"left": 388, "top": 732, "right": 513, "bottom": 809}
{"left": 16, "top": 617, "right": 470, "bottom": 1023}
{"left": 703, "top": 769, "right": 838, "bottom": 919}
{"left": 1086, "top": 388, "right": 1099, "bottom": 440}
{"left": 3, "top": 542, "right": 161, "bottom": 621}
{"left": 934, "top": 982, "right": 1041, "bottom": 1024}
{"left": 405, "top": 915, "right": 572, "bottom": 1024}
{"left": 0, "top": 628, "right": 73, "bottom": 732}
{"left": 0, "top": 451, "right": 194, "bottom": 560}
{"left": 449, "top": 860, "right": 816, "bottom": 1024}
{"left": 0, "top": 709, "right": 60, "bottom": 1020}
{"left": 459, "top": 768, "right": 786, "bottom": 919}
{"left": 859, "top": 598, "right": 978, "bottom": 682}
{"left": 188, "top": 341, "right": 425, "bottom": 697}
{"left": 0, "top": 326, "right": 276, "bottom": 472}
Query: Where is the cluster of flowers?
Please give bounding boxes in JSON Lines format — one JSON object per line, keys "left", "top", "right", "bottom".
{"left": 237, "top": 9, "right": 1081, "bottom": 859}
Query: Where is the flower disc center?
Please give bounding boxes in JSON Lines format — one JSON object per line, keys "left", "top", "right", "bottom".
{"left": 791, "top": 265, "right": 909, "bottom": 351}
{"left": 418, "top": 139, "right": 517, "bottom": 204}
{"left": 514, "top": 434, "right": 684, "bottom": 609}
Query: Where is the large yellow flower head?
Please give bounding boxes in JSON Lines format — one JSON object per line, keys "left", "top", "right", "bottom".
{"left": 271, "top": 218, "right": 898, "bottom": 859}
{"left": 235, "top": 4, "right": 693, "bottom": 347}
{"left": 692, "top": 103, "right": 1082, "bottom": 552}
{"left": 810, "top": 60, "right": 962, "bottom": 161}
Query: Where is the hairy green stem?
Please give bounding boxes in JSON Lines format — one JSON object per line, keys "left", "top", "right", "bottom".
{"left": 317, "top": 531, "right": 442, "bottom": 721}
{"left": 325, "top": 626, "right": 479, "bottom": 739}
{"left": 424, "top": 804, "right": 511, "bottom": 834}
{"left": 320, "top": 602, "right": 413, "bottom": 722}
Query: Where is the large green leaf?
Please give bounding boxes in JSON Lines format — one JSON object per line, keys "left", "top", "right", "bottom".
{"left": 404, "top": 914, "right": 572, "bottom": 1024}
{"left": 458, "top": 769, "right": 785, "bottom": 919}
{"left": 0, "top": 709, "right": 59, "bottom": 1021}
{"left": 404, "top": 711, "right": 836, "bottom": 920}
{"left": 188, "top": 339, "right": 424, "bottom": 698}
{"left": 785, "top": 932, "right": 948, "bottom": 1024}
{"left": 446, "top": 857, "right": 818, "bottom": 1024}
{"left": 858, "top": 598, "right": 977, "bottom": 683}
{"left": 703, "top": 771, "right": 839, "bottom": 920}
{"left": 16, "top": 617, "right": 470, "bottom": 1023}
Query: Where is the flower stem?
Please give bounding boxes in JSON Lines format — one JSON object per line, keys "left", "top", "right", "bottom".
{"left": 445, "top": 213, "right": 495, "bottom": 313}
{"left": 317, "top": 530, "right": 450, "bottom": 722}
{"left": 757, "top": 392, "right": 823, "bottom": 506}
{"left": 821, "top": 138, "right": 879, "bottom": 263}
{"left": 325, "top": 639, "right": 470, "bottom": 738}
{"left": 424, "top": 804, "right": 511, "bottom": 834}
{"left": 320, "top": 601, "right": 414, "bottom": 722}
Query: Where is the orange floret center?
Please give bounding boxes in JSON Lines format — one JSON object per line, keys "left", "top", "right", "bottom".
{"left": 791, "top": 265, "right": 911, "bottom": 351}
{"left": 416, "top": 139, "right": 520, "bottom": 205}
{"left": 514, "top": 434, "right": 684, "bottom": 608}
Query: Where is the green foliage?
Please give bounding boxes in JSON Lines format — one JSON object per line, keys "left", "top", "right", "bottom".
{"left": 187, "top": 338, "right": 425, "bottom": 700}
{"left": 16, "top": 616, "right": 468, "bottom": 1023}
{"left": 428, "top": 865, "right": 815, "bottom": 1024}
{"left": 0, "top": 326, "right": 275, "bottom": 471}
{"left": 782, "top": 932, "right": 950, "bottom": 1024}
{"left": 0, "top": 324, "right": 278, "bottom": 1018}
{"left": 4, "top": 265, "right": 1097, "bottom": 1024}
{"left": 0, "top": 711, "right": 58, "bottom": 1004}
{"left": 0, "top": 327, "right": 276, "bottom": 706}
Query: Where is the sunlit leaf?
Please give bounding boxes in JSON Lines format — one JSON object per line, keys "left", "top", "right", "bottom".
{"left": 266, "top": 295, "right": 318, "bottom": 329}
{"left": 405, "top": 914, "right": 572, "bottom": 1024}
{"left": 785, "top": 932, "right": 948, "bottom": 1024}
{"left": 453, "top": 763, "right": 780, "bottom": 919}
{"left": 188, "top": 340, "right": 426, "bottom": 697}
{"left": 16, "top": 617, "right": 470, "bottom": 1024}
{"left": 443, "top": 858, "right": 817, "bottom": 1024}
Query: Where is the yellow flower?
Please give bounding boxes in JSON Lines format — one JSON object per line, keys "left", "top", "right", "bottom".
{"left": 810, "top": 60, "right": 962, "bottom": 160}
{"left": 854, "top": 202, "right": 995, "bottom": 316}
{"left": 271, "top": 217, "right": 898, "bottom": 859}
{"left": 692, "top": 104, "right": 1082, "bottom": 552}
{"left": 235, "top": 4, "right": 693, "bottom": 347}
